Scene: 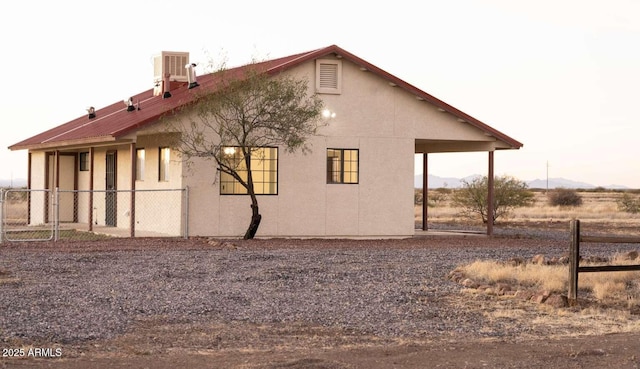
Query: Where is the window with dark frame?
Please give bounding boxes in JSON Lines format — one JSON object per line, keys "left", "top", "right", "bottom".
{"left": 220, "top": 147, "right": 278, "bottom": 195}
{"left": 327, "top": 149, "right": 359, "bottom": 184}
{"left": 79, "top": 152, "right": 89, "bottom": 171}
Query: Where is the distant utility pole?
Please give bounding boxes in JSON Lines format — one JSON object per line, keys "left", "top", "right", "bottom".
{"left": 546, "top": 161, "right": 549, "bottom": 193}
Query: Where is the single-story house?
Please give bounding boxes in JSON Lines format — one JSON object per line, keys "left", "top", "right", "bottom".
{"left": 9, "top": 45, "right": 522, "bottom": 238}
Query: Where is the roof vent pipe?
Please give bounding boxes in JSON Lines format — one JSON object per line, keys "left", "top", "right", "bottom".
{"left": 124, "top": 97, "right": 136, "bottom": 112}
{"left": 163, "top": 73, "right": 172, "bottom": 99}
{"left": 186, "top": 63, "right": 199, "bottom": 89}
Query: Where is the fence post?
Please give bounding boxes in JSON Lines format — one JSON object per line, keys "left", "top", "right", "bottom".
{"left": 183, "top": 186, "right": 189, "bottom": 239}
{"left": 54, "top": 188, "right": 60, "bottom": 242}
{"left": 568, "top": 219, "right": 580, "bottom": 301}
{"left": 130, "top": 189, "right": 135, "bottom": 238}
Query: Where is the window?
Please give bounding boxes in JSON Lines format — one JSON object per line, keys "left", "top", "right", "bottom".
{"left": 135, "top": 148, "right": 145, "bottom": 181}
{"left": 79, "top": 152, "right": 89, "bottom": 171}
{"left": 159, "top": 147, "right": 170, "bottom": 182}
{"left": 220, "top": 147, "right": 278, "bottom": 195}
{"left": 327, "top": 149, "right": 358, "bottom": 184}
{"left": 316, "top": 59, "right": 342, "bottom": 94}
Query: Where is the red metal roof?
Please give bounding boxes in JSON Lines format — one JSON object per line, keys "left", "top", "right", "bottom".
{"left": 9, "top": 45, "right": 522, "bottom": 151}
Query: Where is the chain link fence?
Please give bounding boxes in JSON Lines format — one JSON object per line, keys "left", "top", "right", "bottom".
{"left": 1, "top": 188, "right": 189, "bottom": 242}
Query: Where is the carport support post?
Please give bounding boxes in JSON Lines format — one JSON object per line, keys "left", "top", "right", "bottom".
{"left": 422, "top": 153, "right": 428, "bottom": 231}
{"left": 487, "top": 151, "right": 494, "bottom": 236}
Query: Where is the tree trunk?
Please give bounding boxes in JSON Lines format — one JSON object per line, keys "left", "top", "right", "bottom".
{"left": 243, "top": 190, "right": 261, "bottom": 240}
{"left": 242, "top": 149, "right": 261, "bottom": 240}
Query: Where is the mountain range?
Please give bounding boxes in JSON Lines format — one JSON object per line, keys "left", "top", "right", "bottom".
{"left": 0, "top": 178, "right": 27, "bottom": 188}
{"left": 415, "top": 174, "right": 629, "bottom": 190}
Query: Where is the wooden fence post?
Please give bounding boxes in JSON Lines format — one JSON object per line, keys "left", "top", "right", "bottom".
{"left": 568, "top": 219, "right": 580, "bottom": 301}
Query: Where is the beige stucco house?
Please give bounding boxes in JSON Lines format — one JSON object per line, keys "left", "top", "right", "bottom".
{"left": 9, "top": 45, "right": 522, "bottom": 238}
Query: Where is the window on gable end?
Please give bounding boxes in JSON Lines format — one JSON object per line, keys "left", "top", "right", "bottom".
{"left": 316, "top": 59, "right": 342, "bottom": 94}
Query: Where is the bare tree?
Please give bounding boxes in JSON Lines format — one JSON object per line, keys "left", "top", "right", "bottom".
{"left": 169, "top": 64, "right": 324, "bottom": 239}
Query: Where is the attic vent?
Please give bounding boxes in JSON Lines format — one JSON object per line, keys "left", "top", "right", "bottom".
{"left": 153, "top": 51, "right": 189, "bottom": 84}
{"left": 316, "top": 59, "right": 342, "bottom": 94}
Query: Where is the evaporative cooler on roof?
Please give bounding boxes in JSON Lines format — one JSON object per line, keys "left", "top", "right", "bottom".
{"left": 153, "top": 51, "right": 189, "bottom": 96}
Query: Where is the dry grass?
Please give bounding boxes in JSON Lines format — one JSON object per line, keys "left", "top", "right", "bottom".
{"left": 463, "top": 286, "right": 640, "bottom": 339}
{"left": 458, "top": 255, "right": 640, "bottom": 307}
{"left": 459, "top": 256, "right": 640, "bottom": 338}
{"left": 460, "top": 260, "right": 568, "bottom": 292}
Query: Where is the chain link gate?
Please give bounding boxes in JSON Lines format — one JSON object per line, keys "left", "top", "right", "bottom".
{"left": 1, "top": 188, "right": 55, "bottom": 242}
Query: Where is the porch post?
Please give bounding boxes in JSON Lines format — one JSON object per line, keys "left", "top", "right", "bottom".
{"left": 130, "top": 143, "right": 136, "bottom": 238}
{"left": 54, "top": 151, "right": 60, "bottom": 231}
{"left": 27, "top": 152, "right": 32, "bottom": 225}
{"left": 422, "top": 153, "right": 428, "bottom": 231}
{"left": 55, "top": 150, "right": 60, "bottom": 189}
{"left": 487, "top": 151, "right": 494, "bottom": 235}
{"left": 88, "top": 147, "right": 94, "bottom": 231}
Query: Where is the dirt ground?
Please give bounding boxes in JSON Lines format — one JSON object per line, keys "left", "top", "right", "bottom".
{"left": 4, "top": 324, "right": 640, "bottom": 369}
{"left": 2, "top": 221, "right": 640, "bottom": 369}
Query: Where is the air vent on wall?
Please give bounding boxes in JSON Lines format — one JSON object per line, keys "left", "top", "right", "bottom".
{"left": 316, "top": 59, "right": 342, "bottom": 94}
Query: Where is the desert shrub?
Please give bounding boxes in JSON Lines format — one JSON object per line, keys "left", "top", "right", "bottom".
{"left": 414, "top": 189, "right": 448, "bottom": 207}
{"left": 548, "top": 188, "right": 583, "bottom": 206}
{"left": 414, "top": 189, "right": 423, "bottom": 205}
{"left": 4, "top": 190, "right": 28, "bottom": 202}
{"left": 618, "top": 193, "right": 640, "bottom": 214}
{"left": 450, "top": 175, "right": 534, "bottom": 223}
{"left": 428, "top": 190, "right": 448, "bottom": 207}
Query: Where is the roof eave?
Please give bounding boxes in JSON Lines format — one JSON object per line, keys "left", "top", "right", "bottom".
{"left": 9, "top": 136, "right": 121, "bottom": 152}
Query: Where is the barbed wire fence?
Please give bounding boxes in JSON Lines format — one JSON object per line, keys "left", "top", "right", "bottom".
{"left": 0, "top": 188, "right": 189, "bottom": 243}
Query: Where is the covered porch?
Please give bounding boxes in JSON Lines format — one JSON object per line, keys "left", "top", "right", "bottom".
{"left": 415, "top": 139, "right": 509, "bottom": 236}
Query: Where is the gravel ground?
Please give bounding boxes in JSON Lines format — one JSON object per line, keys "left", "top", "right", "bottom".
{"left": 0, "top": 233, "right": 632, "bottom": 346}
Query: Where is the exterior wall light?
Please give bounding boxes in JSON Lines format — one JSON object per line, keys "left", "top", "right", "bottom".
{"left": 322, "top": 109, "right": 336, "bottom": 119}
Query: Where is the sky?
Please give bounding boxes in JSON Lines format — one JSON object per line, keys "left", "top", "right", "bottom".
{"left": 1, "top": 0, "right": 638, "bottom": 188}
